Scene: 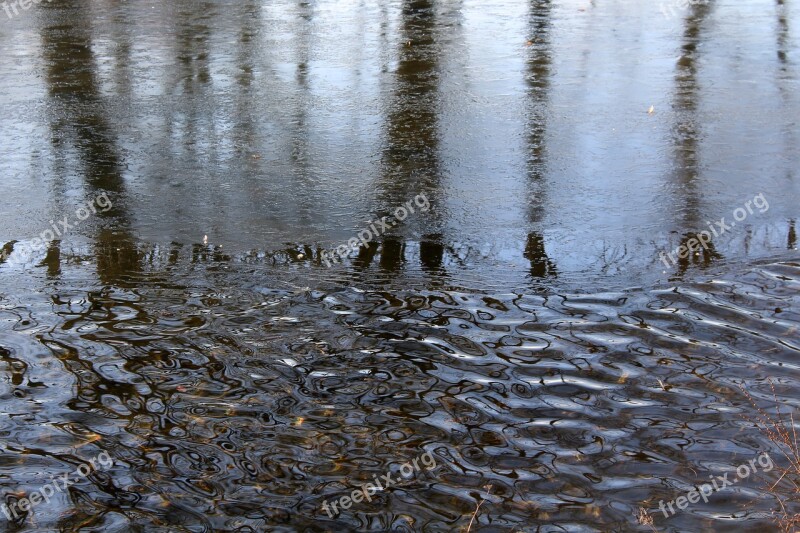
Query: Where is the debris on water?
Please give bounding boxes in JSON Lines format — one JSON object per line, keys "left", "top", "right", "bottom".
{"left": 637, "top": 507, "right": 655, "bottom": 531}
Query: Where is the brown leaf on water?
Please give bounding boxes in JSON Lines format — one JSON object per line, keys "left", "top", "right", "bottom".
{"left": 76, "top": 434, "right": 102, "bottom": 446}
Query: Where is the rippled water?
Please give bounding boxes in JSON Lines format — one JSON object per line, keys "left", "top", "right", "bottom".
{"left": 2, "top": 0, "right": 800, "bottom": 531}
{"left": 0, "top": 252, "right": 798, "bottom": 531}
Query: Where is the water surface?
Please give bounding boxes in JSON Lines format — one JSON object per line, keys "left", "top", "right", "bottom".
{"left": 1, "top": 0, "right": 799, "bottom": 531}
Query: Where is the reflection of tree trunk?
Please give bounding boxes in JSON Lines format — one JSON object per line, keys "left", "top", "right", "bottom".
{"left": 524, "top": 0, "right": 557, "bottom": 280}
{"left": 524, "top": 232, "right": 557, "bottom": 278}
{"left": 95, "top": 230, "right": 142, "bottom": 283}
{"left": 670, "top": 3, "right": 721, "bottom": 278}
{"left": 287, "top": 2, "right": 314, "bottom": 220}
{"left": 776, "top": 0, "right": 788, "bottom": 64}
{"left": 789, "top": 219, "right": 796, "bottom": 250}
{"left": 42, "top": 13, "right": 124, "bottom": 197}
{"left": 39, "top": 241, "right": 62, "bottom": 279}
{"left": 369, "top": 0, "right": 445, "bottom": 278}
{"left": 40, "top": 4, "right": 139, "bottom": 285}
{"left": 385, "top": 0, "right": 438, "bottom": 195}
{"left": 379, "top": 237, "right": 405, "bottom": 272}
{"left": 674, "top": 232, "right": 723, "bottom": 276}
{"left": 420, "top": 236, "right": 444, "bottom": 272}
{"left": 175, "top": 6, "right": 211, "bottom": 88}
{"left": 0, "top": 241, "right": 14, "bottom": 265}
{"left": 353, "top": 242, "right": 380, "bottom": 270}
{"left": 527, "top": 0, "right": 552, "bottom": 173}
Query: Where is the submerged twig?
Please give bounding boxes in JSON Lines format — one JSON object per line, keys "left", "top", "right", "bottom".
{"left": 466, "top": 485, "right": 492, "bottom": 533}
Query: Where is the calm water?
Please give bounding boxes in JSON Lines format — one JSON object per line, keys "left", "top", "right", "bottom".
{"left": 1, "top": 0, "right": 799, "bottom": 531}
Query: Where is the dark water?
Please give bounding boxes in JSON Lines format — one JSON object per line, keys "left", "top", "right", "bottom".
{"left": 1, "top": 0, "right": 800, "bottom": 531}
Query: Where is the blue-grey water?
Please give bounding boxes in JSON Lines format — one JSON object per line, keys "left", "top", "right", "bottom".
{"left": 1, "top": 0, "right": 799, "bottom": 531}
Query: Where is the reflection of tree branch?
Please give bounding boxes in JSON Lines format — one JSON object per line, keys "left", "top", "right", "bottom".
{"left": 596, "top": 243, "right": 628, "bottom": 275}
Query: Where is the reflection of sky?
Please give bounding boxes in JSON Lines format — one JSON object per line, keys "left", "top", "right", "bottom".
{"left": 0, "top": 0, "right": 797, "bottom": 288}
